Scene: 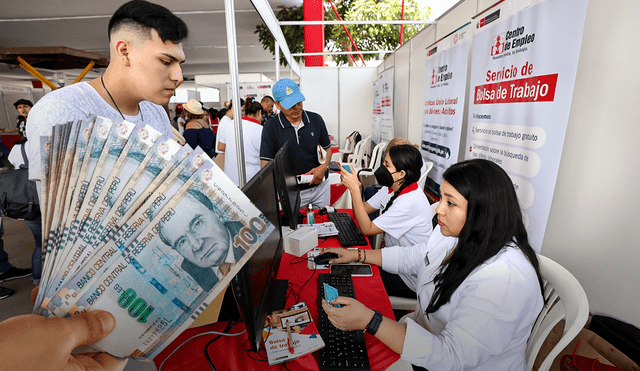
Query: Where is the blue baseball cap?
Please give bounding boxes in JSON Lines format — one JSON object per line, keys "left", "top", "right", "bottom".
{"left": 272, "top": 78, "right": 305, "bottom": 109}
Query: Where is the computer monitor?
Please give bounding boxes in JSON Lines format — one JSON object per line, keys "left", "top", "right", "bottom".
{"left": 233, "top": 159, "right": 287, "bottom": 352}
{"left": 273, "top": 142, "right": 301, "bottom": 229}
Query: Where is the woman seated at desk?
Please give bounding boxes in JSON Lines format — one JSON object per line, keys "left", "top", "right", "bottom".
{"left": 340, "top": 144, "right": 432, "bottom": 298}
{"left": 322, "top": 159, "right": 545, "bottom": 370}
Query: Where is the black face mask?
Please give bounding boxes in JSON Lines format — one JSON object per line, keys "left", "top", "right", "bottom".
{"left": 375, "top": 166, "right": 399, "bottom": 187}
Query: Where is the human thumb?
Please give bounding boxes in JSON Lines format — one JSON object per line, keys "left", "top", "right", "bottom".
{"left": 67, "top": 310, "right": 116, "bottom": 348}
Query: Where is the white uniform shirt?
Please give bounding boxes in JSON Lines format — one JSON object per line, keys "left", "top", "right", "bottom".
{"left": 398, "top": 227, "right": 544, "bottom": 371}
{"left": 369, "top": 182, "right": 433, "bottom": 290}
{"left": 220, "top": 117, "right": 263, "bottom": 186}
{"left": 215, "top": 116, "right": 232, "bottom": 154}
{"left": 25, "top": 82, "right": 172, "bottom": 181}
{"left": 177, "top": 116, "right": 186, "bottom": 135}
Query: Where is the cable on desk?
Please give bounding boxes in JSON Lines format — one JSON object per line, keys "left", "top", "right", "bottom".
{"left": 289, "top": 256, "right": 318, "bottom": 302}
{"left": 286, "top": 281, "right": 296, "bottom": 305}
{"left": 157, "top": 319, "right": 244, "bottom": 371}
{"left": 243, "top": 335, "right": 269, "bottom": 361}
{"left": 203, "top": 319, "right": 241, "bottom": 371}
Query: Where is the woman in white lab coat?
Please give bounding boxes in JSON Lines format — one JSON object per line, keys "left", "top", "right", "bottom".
{"left": 321, "top": 158, "right": 545, "bottom": 371}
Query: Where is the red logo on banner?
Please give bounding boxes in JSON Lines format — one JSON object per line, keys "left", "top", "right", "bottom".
{"left": 454, "top": 33, "right": 459, "bottom": 44}
{"left": 431, "top": 69, "right": 438, "bottom": 85}
{"left": 491, "top": 34, "right": 506, "bottom": 56}
{"left": 474, "top": 74, "right": 558, "bottom": 104}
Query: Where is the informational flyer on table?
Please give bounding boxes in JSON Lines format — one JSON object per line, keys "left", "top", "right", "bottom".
{"left": 372, "top": 79, "right": 382, "bottom": 143}
{"left": 378, "top": 68, "right": 395, "bottom": 143}
{"left": 465, "top": 0, "right": 588, "bottom": 251}
{"left": 421, "top": 24, "right": 470, "bottom": 198}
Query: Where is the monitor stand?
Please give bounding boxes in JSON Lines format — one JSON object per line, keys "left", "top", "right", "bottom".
{"left": 269, "top": 279, "right": 289, "bottom": 313}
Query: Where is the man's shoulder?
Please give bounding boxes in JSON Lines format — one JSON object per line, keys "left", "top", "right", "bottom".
{"left": 304, "top": 110, "right": 324, "bottom": 122}
{"left": 31, "top": 83, "right": 94, "bottom": 110}
{"left": 263, "top": 113, "right": 279, "bottom": 125}
{"left": 262, "top": 115, "right": 283, "bottom": 132}
{"left": 28, "top": 83, "right": 99, "bottom": 127}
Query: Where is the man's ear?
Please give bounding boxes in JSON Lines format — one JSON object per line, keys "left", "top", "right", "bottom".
{"left": 114, "top": 39, "right": 131, "bottom": 66}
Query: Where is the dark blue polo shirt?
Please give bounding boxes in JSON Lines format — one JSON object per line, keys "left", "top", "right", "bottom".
{"left": 260, "top": 110, "right": 331, "bottom": 177}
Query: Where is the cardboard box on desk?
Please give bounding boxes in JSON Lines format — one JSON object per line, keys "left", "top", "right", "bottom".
{"left": 283, "top": 226, "right": 318, "bottom": 257}
{"left": 533, "top": 323, "right": 639, "bottom": 371}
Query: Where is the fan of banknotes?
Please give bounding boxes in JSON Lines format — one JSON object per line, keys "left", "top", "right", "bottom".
{"left": 33, "top": 116, "right": 274, "bottom": 359}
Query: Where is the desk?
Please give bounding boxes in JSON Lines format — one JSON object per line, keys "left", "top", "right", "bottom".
{"left": 154, "top": 210, "right": 400, "bottom": 371}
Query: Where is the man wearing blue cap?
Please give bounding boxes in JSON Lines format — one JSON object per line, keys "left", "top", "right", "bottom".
{"left": 260, "top": 78, "right": 332, "bottom": 208}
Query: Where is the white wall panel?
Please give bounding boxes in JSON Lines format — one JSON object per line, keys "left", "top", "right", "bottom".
{"left": 339, "top": 67, "right": 378, "bottom": 141}
{"left": 300, "top": 67, "right": 340, "bottom": 139}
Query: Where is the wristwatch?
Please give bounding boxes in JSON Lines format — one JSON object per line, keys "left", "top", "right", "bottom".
{"left": 364, "top": 310, "right": 383, "bottom": 336}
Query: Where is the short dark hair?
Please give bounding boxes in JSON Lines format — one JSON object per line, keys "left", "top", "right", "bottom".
{"left": 108, "top": 0, "right": 188, "bottom": 43}
{"left": 13, "top": 99, "right": 33, "bottom": 108}
{"left": 261, "top": 95, "right": 274, "bottom": 103}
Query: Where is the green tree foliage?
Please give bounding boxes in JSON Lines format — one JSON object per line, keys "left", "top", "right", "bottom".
{"left": 255, "top": 6, "right": 307, "bottom": 66}
{"left": 255, "top": 0, "right": 431, "bottom": 67}
{"left": 327, "top": 0, "right": 432, "bottom": 64}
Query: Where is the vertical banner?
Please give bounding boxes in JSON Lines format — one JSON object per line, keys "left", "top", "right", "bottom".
{"left": 465, "top": 0, "right": 588, "bottom": 251}
{"left": 421, "top": 24, "right": 471, "bottom": 198}
{"left": 379, "top": 68, "right": 395, "bottom": 142}
{"left": 372, "top": 80, "right": 382, "bottom": 143}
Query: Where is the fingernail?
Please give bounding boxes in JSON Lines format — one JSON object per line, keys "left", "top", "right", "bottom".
{"left": 97, "top": 311, "right": 114, "bottom": 331}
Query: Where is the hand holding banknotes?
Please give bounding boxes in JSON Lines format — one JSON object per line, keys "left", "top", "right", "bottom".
{"left": 0, "top": 310, "right": 127, "bottom": 371}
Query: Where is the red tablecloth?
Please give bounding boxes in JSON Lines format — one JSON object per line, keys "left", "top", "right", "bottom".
{"left": 0, "top": 134, "right": 22, "bottom": 150}
{"left": 330, "top": 184, "right": 347, "bottom": 205}
{"left": 154, "top": 211, "right": 400, "bottom": 371}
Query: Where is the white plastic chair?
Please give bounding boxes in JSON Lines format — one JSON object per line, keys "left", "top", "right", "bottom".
{"left": 357, "top": 141, "right": 388, "bottom": 179}
{"left": 337, "top": 134, "right": 357, "bottom": 162}
{"left": 526, "top": 255, "right": 589, "bottom": 371}
{"left": 417, "top": 161, "right": 434, "bottom": 190}
{"left": 388, "top": 202, "right": 438, "bottom": 310}
{"left": 345, "top": 135, "right": 372, "bottom": 171}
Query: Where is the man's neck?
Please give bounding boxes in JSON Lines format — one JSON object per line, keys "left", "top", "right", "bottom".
{"left": 284, "top": 113, "right": 302, "bottom": 127}
{"left": 89, "top": 70, "right": 141, "bottom": 116}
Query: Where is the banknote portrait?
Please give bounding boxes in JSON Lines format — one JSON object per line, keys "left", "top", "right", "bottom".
{"left": 158, "top": 189, "right": 244, "bottom": 291}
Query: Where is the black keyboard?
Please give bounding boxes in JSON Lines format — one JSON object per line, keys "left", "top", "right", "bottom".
{"left": 317, "top": 274, "right": 370, "bottom": 371}
{"left": 328, "top": 212, "right": 369, "bottom": 247}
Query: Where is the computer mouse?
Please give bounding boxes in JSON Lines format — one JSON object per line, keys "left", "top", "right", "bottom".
{"left": 314, "top": 252, "right": 339, "bottom": 265}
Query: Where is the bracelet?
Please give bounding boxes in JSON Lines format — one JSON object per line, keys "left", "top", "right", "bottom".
{"left": 357, "top": 248, "right": 363, "bottom": 263}
{"left": 362, "top": 249, "right": 367, "bottom": 264}
{"left": 364, "top": 310, "right": 383, "bottom": 336}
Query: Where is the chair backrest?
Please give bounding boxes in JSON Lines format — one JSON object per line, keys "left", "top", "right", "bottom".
{"left": 526, "top": 255, "right": 589, "bottom": 371}
{"left": 417, "top": 161, "right": 434, "bottom": 190}
{"left": 361, "top": 135, "right": 373, "bottom": 167}
{"left": 343, "top": 135, "right": 355, "bottom": 153}
{"left": 345, "top": 135, "right": 372, "bottom": 170}
{"left": 368, "top": 142, "right": 388, "bottom": 173}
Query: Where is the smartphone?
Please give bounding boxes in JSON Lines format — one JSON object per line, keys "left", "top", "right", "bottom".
{"left": 343, "top": 164, "right": 353, "bottom": 173}
{"left": 328, "top": 161, "right": 341, "bottom": 172}
{"left": 330, "top": 264, "right": 373, "bottom": 277}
